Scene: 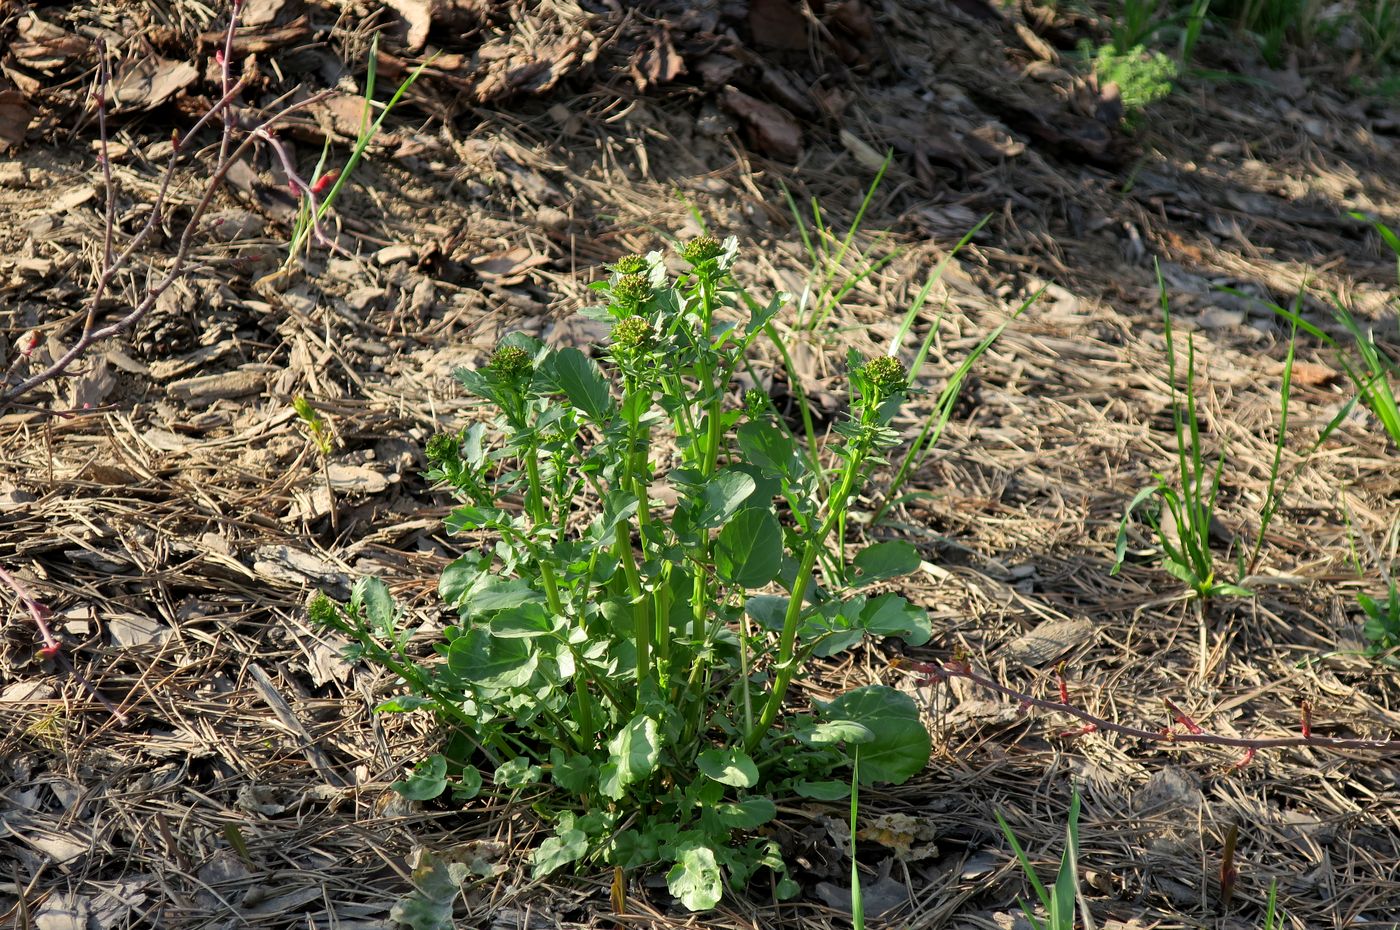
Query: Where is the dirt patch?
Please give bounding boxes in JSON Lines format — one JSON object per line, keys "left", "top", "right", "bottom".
{"left": 2, "top": 0, "right": 1399, "bottom": 928}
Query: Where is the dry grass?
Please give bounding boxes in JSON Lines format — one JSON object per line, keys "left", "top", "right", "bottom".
{"left": 3, "top": 1, "right": 1400, "bottom": 928}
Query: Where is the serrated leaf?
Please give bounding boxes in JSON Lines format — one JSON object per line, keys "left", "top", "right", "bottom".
{"left": 716, "top": 509, "right": 782, "bottom": 588}
{"left": 821, "top": 686, "right": 930, "bottom": 785}
{"left": 548, "top": 348, "right": 613, "bottom": 423}
{"left": 488, "top": 603, "right": 558, "bottom": 638}
{"left": 392, "top": 754, "right": 449, "bottom": 801}
{"left": 667, "top": 845, "right": 722, "bottom": 911}
{"left": 697, "top": 747, "right": 759, "bottom": 787}
{"left": 352, "top": 577, "right": 397, "bottom": 635}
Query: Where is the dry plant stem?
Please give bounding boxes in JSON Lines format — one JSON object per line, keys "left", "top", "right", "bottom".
{"left": 900, "top": 659, "right": 1400, "bottom": 754}
{"left": 0, "top": 564, "right": 128, "bottom": 724}
{"left": 0, "top": 87, "right": 332, "bottom": 406}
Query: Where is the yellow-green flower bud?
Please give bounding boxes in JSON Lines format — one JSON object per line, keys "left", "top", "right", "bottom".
{"left": 861, "top": 356, "right": 908, "bottom": 395}
{"left": 611, "top": 316, "right": 654, "bottom": 352}
{"left": 489, "top": 345, "right": 533, "bottom": 382}
{"left": 612, "top": 274, "right": 652, "bottom": 305}
{"left": 613, "top": 253, "right": 648, "bottom": 275}
{"left": 679, "top": 235, "right": 722, "bottom": 264}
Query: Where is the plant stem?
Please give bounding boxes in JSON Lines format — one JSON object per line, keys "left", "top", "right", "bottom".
{"left": 745, "top": 431, "right": 871, "bottom": 752}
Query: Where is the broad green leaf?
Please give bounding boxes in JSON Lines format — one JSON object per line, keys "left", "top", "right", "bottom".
{"left": 667, "top": 845, "right": 722, "bottom": 911}
{"left": 852, "top": 540, "right": 920, "bottom": 583}
{"left": 716, "top": 797, "right": 777, "bottom": 829}
{"left": 452, "top": 765, "right": 483, "bottom": 801}
{"left": 698, "top": 470, "right": 756, "bottom": 528}
{"left": 821, "top": 686, "right": 929, "bottom": 785}
{"left": 716, "top": 510, "right": 782, "bottom": 588}
{"left": 737, "top": 420, "right": 799, "bottom": 477}
{"left": 745, "top": 595, "right": 788, "bottom": 631}
{"left": 494, "top": 756, "right": 542, "bottom": 788}
{"left": 392, "top": 754, "right": 448, "bottom": 801}
{"left": 447, "top": 628, "right": 536, "bottom": 689}
{"left": 549, "top": 751, "right": 595, "bottom": 794}
{"left": 466, "top": 577, "right": 545, "bottom": 614}
{"left": 548, "top": 348, "right": 613, "bottom": 422}
{"left": 438, "top": 555, "right": 487, "bottom": 606}
{"left": 794, "top": 779, "right": 851, "bottom": 801}
{"left": 859, "top": 594, "right": 932, "bottom": 646}
{"left": 389, "top": 851, "right": 469, "bottom": 930}
{"left": 697, "top": 747, "right": 759, "bottom": 787}
{"left": 808, "top": 720, "right": 875, "bottom": 745}
{"left": 600, "top": 715, "right": 661, "bottom": 800}
{"left": 488, "top": 604, "right": 559, "bottom": 638}
{"left": 532, "top": 822, "right": 588, "bottom": 878}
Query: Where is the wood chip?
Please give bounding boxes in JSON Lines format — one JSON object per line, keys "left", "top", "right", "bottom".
{"left": 1000, "top": 617, "right": 1095, "bottom": 665}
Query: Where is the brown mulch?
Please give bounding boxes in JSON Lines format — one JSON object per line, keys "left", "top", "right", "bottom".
{"left": 3, "top": 0, "right": 1399, "bottom": 928}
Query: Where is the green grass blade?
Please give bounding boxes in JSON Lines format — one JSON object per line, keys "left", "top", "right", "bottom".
{"left": 889, "top": 215, "right": 992, "bottom": 358}
{"left": 995, "top": 811, "right": 1053, "bottom": 918}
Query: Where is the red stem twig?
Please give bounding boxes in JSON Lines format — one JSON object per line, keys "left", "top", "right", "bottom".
{"left": 897, "top": 658, "right": 1399, "bottom": 756}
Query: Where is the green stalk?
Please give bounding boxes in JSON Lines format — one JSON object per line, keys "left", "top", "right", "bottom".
{"left": 745, "top": 428, "right": 872, "bottom": 752}
{"left": 525, "top": 450, "right": 594, "bottom": 740}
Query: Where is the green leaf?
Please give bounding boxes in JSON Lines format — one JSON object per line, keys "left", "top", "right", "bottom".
{"left": 716, "top": 797, "right": 777, "bottom": 829}
{"left": 352, "top": 577, "right": 397, "bottom": 635}
{"left": 532, "top": 821, "right": 589, "bottom": 878}
{"left": 859, "top": 594, "right": 932, "bottom": 646}
{"left": 808, "top": 720, "right": 875, "bottom": 745}
{"left": 745, "top": 595, "right": 788, "bottom": 631}
{"left": 794, "top": 779, "right": 851, "bottom": 801}
{"left": 548, "top": 348, "right": 613, "bottom": 423}
{"left": 716, "top": 510, "right": 782, "bottom": 588}
{"left": 466, "top": 577, "right": 545, "bottom": 614}
{"left": 452, "top": 765, "right": 483, "bottom": 801}
{"left": 667, "top": 844, "right": 723, "bottom": 911}
{"left": 494, "top": 756, "right": 542, "bottom": 789}
{"left": 549, "top": 751, "right": 595, "bottom": 794}
{"left": 488, "top": 604, "right": 559, "bottom": 638}
{"left": 737, "top": 420, "right": 799, "bottom": 477}
{"left": 389, "top": 851, "right": 469, "bottom": 930}
{"left": 392, "top": 754, "right": 448, "bottom": 801}
{"left": 447, "top": 628, "right": 536, "bottom": 689}
{"left": 375, "top": 694, "right": 437, "bottom": 713}
{"left": 820, "top": 686, "right": 930, "bottom": 785}
{"left": 697, "top": 748, "right": 759, "bottom": 787}
{"left": 852, "top": 540, "right": 920, "bottom": 583}
{"left": 698, "top": 469, "right": 757, "bottom": 528}
{"left": 600, "top": 715, "right": 661, "bottom": 800}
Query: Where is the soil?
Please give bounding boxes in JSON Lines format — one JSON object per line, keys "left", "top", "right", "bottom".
{"left": 2, "top": 1, "right": 1399, "bottom": 928}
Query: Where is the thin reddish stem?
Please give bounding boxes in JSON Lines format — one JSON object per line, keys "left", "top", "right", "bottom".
{"left": 896, "top": 658, "right": 1399, "bottom": 754}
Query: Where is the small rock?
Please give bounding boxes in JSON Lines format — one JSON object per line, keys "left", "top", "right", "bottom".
{"left": 167, "top": 369, "right": 266, "bottom": 404}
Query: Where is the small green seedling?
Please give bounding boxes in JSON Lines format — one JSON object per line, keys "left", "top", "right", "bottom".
{"left": 1358, "top": 578, "right": 1400, "bottom": 664}
{"left": 1114, "top": 267, "right": 1252, "bottom": 602}
{"left": 293, "top": 395, "right": 338, "bottom": 531}
{"left": 995, "top": 788, "right": 1093, "bottom": 930}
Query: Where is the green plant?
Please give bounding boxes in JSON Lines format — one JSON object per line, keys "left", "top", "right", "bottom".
{"left": 312, "top": 238, "right": 936, "bottom": 908}
{"left": 1086, "top": 42, "right": 1180, "bottom": 116}
{"left": 1114, "top": 268, "right": 1252, "bottom": 602}
{"left": 995, "top": 788, "right": 1091, "bottom": 930}
{"left": 283, "top": 34, "right": 434, "bottom": 270}
{"left": 1358, "top": 578, "right": 1400, "bottom": 662}
{"left": 293, "top": 395, "right": 339, "bottom": 532}
{"left": 1261, "top": 878, "right": 1284, "bottom": 929}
